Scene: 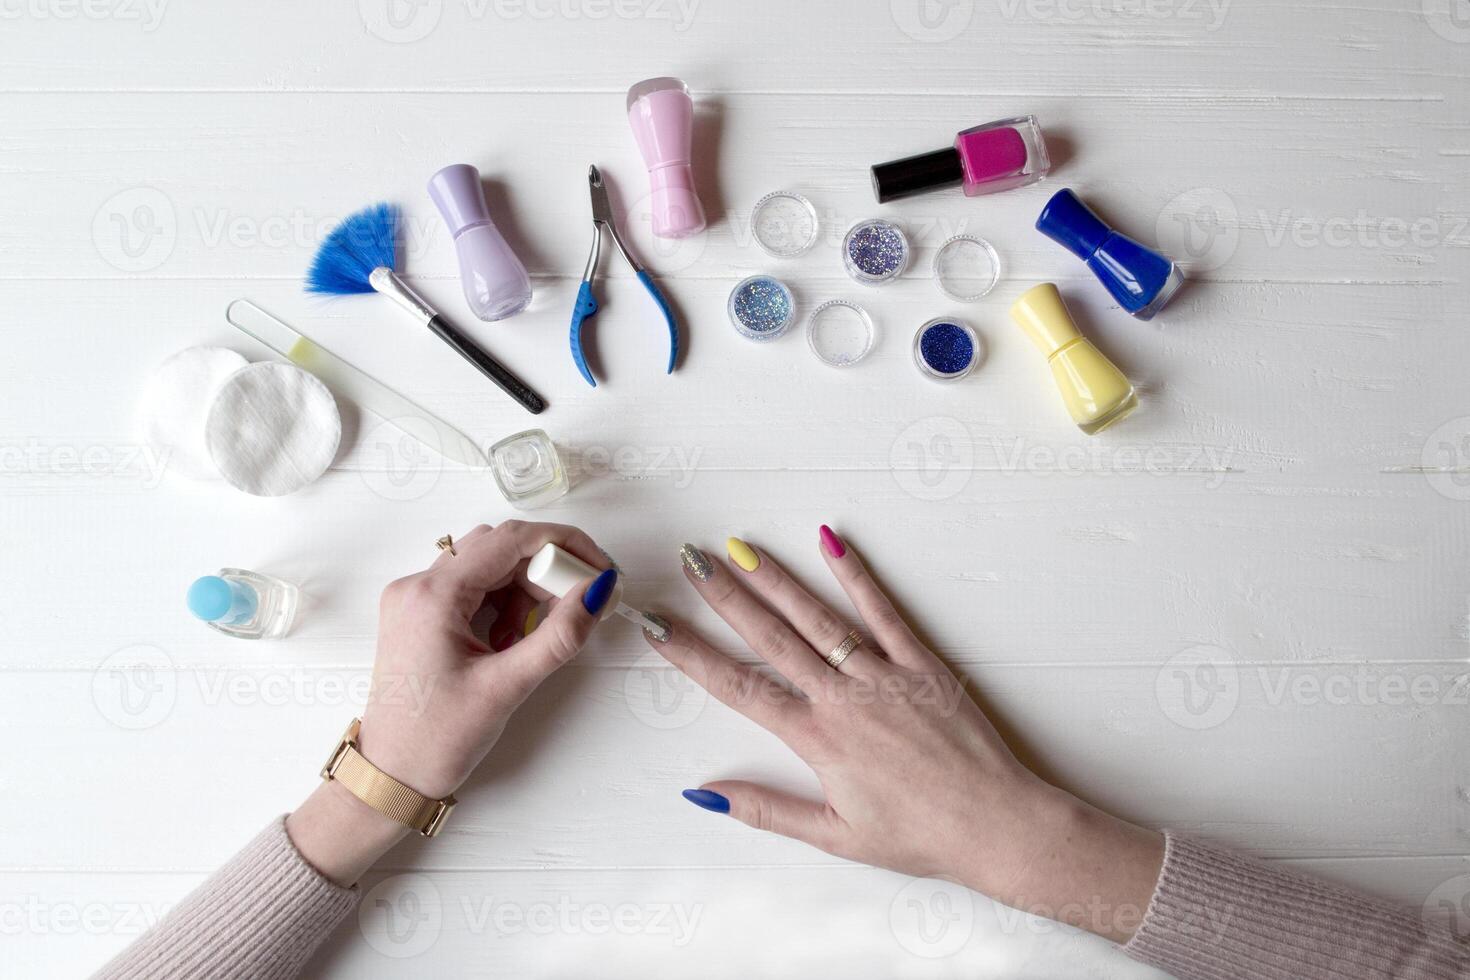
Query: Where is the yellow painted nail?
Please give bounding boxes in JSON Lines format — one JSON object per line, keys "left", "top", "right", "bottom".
{"left": 524, "top": 605, "right": 541, "bottom": 635}
{"left": 726, "top": 536, "right": 760, "bottom": 572}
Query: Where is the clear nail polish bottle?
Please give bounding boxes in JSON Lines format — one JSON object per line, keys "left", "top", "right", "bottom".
{"left": 490, "top": 428, "right": 568, "bottom": 509}
{"left": 187, "top": 568, "right": 299, "bottom": 640}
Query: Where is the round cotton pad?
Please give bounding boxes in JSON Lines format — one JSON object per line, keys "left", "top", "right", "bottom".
{"left": 136, "top": 346, "right": 251, "bottom": 480}
{"left": 205, "top": 362, "right": 341, "bottom": 497}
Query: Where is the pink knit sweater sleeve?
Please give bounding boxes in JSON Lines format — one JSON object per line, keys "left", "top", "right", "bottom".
{"left": 1123, "top": 834, "right": 1468, "bottom": 980}
{"left": 90, "top": 817, "right": 358, "bottom": 980}
{"left": 88, "top": 821, "right": 1467, "bottom": 979}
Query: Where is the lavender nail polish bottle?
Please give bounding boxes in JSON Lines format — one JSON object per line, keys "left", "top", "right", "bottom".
{"left": 428, "top": 164, "right": 533, "bottom": 322}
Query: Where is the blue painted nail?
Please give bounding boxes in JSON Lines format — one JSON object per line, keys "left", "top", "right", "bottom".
{"left": 583, "top": 568, "right": 618, "bottom": 615}
{"left": 681, "top": 788, "right": 730, "bottom": 814}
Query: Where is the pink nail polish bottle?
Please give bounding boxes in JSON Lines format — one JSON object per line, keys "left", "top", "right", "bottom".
{"left": 626, "top": 76, "right": 706, "bottom": 240}
{"left": 871, "top": 115, "right": 1051, "bottom": 203}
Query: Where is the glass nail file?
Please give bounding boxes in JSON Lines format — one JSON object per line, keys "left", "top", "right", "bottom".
{"left": 225, "top": 299, "right": 490, "bottom": 469}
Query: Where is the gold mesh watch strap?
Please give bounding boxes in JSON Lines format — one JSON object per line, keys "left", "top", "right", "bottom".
{"left": 320, "top": 719, "right": 456, "bottom": 837}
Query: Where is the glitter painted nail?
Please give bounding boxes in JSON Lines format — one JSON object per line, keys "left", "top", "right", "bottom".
{"left": 680, "top": 543, "right": 714, "bottom": 581}
{"left": 727, "top": 275, "right": 795, "bottom": 341}
{"left": 843, "top": 218, "right": 910, "bottom": 285}
{"left": 641, "top": 611, "right": 672, "bottom": 643}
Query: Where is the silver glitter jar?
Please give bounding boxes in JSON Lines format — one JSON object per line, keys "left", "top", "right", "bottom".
{"left": 727, "top": 275, "right": 796, "bottom": 342}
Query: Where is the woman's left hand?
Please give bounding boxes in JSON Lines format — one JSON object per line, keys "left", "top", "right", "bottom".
{"left": 644, "top": 528, "right": 1162, "bottom": 943}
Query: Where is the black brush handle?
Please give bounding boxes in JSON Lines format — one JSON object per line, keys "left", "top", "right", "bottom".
{"left": 426, "top": 314, "right": 546, "bottom": 415}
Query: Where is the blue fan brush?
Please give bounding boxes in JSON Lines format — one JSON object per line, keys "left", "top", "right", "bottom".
{"left": 307, "top": 203, "right": 545, "bottom": 415}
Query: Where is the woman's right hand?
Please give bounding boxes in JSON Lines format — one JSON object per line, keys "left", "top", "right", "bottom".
{"left": 643, "top": 527, "right": 1164, "bottom": 943}
{"left": 289, "top": 520, "right": 615, "bottom": 887}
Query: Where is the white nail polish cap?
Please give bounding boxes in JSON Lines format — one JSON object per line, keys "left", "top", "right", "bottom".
{"left": 526, "top": 543, "right": 623, "bottom": 621}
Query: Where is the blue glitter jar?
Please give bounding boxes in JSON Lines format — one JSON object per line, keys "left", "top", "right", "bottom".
{"left": 842, "top": 218, "right": 910, "bottom": 286}
{"left": 727, "top": 275, "right": 795, "bottom": 342}
{"left": 914, "top": 317, "right": 981, "bottom": 381}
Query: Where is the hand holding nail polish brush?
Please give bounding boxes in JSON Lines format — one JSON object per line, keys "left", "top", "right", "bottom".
{"left": 527, "top": 542, "right": 670, "bottom": 641}
{"left": 307, "top": 202, "right": 547, "bottom": 415}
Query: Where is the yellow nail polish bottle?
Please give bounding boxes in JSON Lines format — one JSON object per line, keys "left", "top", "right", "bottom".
{"left": 1010, "top": 283, "right": 1138, "bottom": 435}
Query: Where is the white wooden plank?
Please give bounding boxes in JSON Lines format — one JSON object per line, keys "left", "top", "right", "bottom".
{"left": 0, "top": 0, "right": 1463, "bottom": 98}
{"left": 2, "top": 93, "right": 1465, "bottom": 284}
{"left": 1, "top": 469, "right": 1466, "bottom": 670}
{"left": 3, "top": 657, "right": 1464, "bottom": 872}
{"left": 0, "top": 279, "right": 1467, "bottom": 483}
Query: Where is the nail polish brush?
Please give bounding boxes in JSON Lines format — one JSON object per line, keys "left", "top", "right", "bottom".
{"left": 307, "top": 202, "right": 547, "bottom": 414}
{"left": 527, "top": 543, "right": 670, "bottom": 641}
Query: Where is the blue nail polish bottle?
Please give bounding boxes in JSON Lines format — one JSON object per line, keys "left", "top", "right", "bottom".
{"left": 1036, "top": 189, "right": 1184, "bottom": 320}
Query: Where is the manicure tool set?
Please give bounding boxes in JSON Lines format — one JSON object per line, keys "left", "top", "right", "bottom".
{"left": 155, "top": 77, "right": 1192, "bottom": 640}
{"left": 154, "top": 78, "right": 1188, "bottom": 507}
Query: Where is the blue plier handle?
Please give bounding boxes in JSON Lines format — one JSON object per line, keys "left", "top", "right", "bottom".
{"left": 569, "top": 165, "right": 679, "bottom": 388}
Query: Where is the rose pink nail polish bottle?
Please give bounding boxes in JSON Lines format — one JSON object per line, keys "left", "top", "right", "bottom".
{"left": 626, "top": 76, "right": 706, "bottom": 240}
{"left": 871, "top": 115, "right": 1051, "bottom": 203}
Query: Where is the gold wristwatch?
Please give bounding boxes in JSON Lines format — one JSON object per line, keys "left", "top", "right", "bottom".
{"left": 320, "top": 719, "right": 456, "bottom": 837}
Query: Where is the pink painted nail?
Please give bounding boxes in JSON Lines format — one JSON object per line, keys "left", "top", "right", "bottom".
{"left": 819, "top": 524, "right": 846, "bottom": 558}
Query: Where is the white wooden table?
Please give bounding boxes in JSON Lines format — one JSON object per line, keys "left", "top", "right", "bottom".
{"left": 3, "top": 3, "right": 1467, "bottom": 977}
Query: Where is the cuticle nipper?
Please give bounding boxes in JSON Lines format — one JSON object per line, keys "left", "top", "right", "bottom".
{"left": 569, "top": 164, "right": 679, "bottom": 387}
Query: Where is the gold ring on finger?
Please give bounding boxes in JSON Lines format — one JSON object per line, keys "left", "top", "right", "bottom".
{"left": 825, "top": 629, "right": 863, "bottom": 669}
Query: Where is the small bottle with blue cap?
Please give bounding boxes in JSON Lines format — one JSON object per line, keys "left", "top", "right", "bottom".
{"left": 187, "top": 568, "right": 299, "bottom": 640}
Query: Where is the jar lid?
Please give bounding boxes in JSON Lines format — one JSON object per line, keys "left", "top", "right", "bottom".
{"left": 807, "top": 300, "right": 875, "bottom": 367}
{"left": 751, "top": 191, "right": 819, "bottom": 257}
{"left": 933, "top": 235, "right": 1001, "bottom": 301}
